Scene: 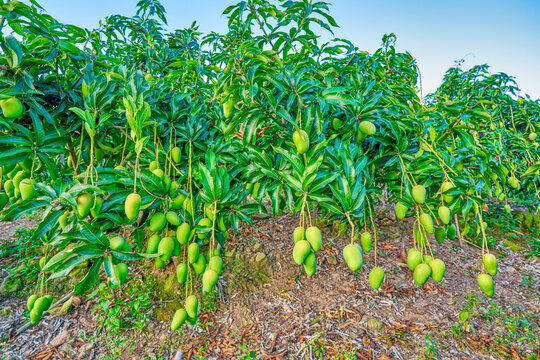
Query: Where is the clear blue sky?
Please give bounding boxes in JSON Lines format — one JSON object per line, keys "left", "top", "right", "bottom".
{"left": 33, "top": 0, "right": 540, "bottom": 99}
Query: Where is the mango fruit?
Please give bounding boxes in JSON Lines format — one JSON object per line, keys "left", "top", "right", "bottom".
{"left": 413, "top": 263, "right": 431, "bottom": 287}
{"left": 185, "top": 295, "right": 199, "bottom": 318}
{"left": 395, "top": 202, "right": 408, "bottom": 219}
{"left": 434, "top": 227, "right": 446, "bottom": 243}
{"left": 209, "top": 256, "right": 223, "bottom": 275}
{"left": 192, "top": 254, "right": 206, "bottom": 274}
{"left": 447, "top": 224, "right": 457, "bottom": 240}
{"left": 303, "top": 252, "right": 316, "bottom": 277}
{"left": 359, "top": 120, "right": 376, "bottom": 135}
{"left": 177, "top": 223, "right": 191, "bottom": 244}
{"left": 0, "top": 97, "right": 23, "bottom": 118}
{"left": 419, "top": 213, "right": 434, "bottom": 234}
{"left": 293, "top": 240, "right": 311, "bottom": 265}
{"left": 438, "top": 206, "right": 451, "bottom": 225}
{"left": 125, "top": 193, "right": 141, "bottom": 221}
{"left": 171, "top": 308, "right": 187, "bottom": 330}
{"left": 166, "top": 211, "right": 180, "bottom": 226}
{"left": 172, "top": 194, "right": 186, "bottom": 210}
{"left": 176, "top": 263, "right": 188, "bottom": 284}
{"left": 76, "top": 192, "right": 93, "bottom": 218}
{"left": 197, "top": 218, "right": 212, "bottom": 239}
{"left": 146, "top": 235, "right": 160, "bottom": 254}
{"left": 4, "top": 179, "right": 14, "bottom": 197}
{"left": 369, "top": 267, "right": 385, "bottom": 289}
{"left": 149, "top": 213, "right": 166, "bottom": 232}
{"left": 188, "top": 243, "right": 200, "bottom": 264}
{"left": 293, "top": 227, "right": 305, "bottom": 243}
{"left": 360, "top": 232, "right": 372, "bottom": 252}
{"left": 407, "top": 249, "right": 422, "bottom": 271}
{"left": 27, "top": 294, "right": 38, "bottom": 311}
{"left": 292, "top": 129, "right": 309, "bottom": 154}
{"left": 19, "top": 178, "right": 35, "bottom": 200}
{"left": 202, "top": 269, "right": 219, "bottom": 292}
{"left": 441, "top": 181, "right": 455, "bottom": 203}
{"left": 305, "top": 226, "right": 322, "bottom": 252}
{"left": 109, "top": 236, "right": 126, "bottom": 251}
{"left": 477, "top": 273, "right": 494, "bottom": 297}
{"left": 412, "top": 184, "right": 426, "bottom": 204}
{"left": 343, "top": 243, "right": 363, "bottom": 271}
{"left": 158, "top": 237, "right": 174, "bottom": 261}
{"left": 115, "top": 263, "right": 128, "bottom": 285}
{"left": 482, "top": 253, "right": 498, "bottom": 276}
{"left": 171, "top": 146, "right": 181, "bottom": 163}
{"left": 429, "top": 259, "right": 445, "bottom": 282}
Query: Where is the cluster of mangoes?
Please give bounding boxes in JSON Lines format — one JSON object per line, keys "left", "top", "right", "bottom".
{"left": 26, "top": 294, "right": 53, "bottom": 324}
{"left": 292, "top": 226, "right": 322, "bottom": 276}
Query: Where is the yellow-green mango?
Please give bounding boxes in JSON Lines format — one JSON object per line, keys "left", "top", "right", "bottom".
{"left": 477, "top": 274, "right": 494, "bottom": 297}
{"left": 343, "top": 243, "right": 363, "bottom": 271}
{"left": 125, "top": 193, "right": 141, "bottom": 221}
{"left": 412, "top": 184, "right": 426, "bottom": 204}
{"left": 305, "top": 226, "right": 322, "bottom": 252}
{"left": 171, "top": 308, "right": 187, "bottom": 330}
{"left": 293, "top": 240, "right": 311, "bottom": 265}
{"left": 369, "top": 267, "right": 385, "bottom": 289}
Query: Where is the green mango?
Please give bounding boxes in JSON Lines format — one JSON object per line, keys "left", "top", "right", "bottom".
{"left": 109, "top": 236, "right": 126, "bottom": 251}
{"left": 438, "top": 206, "right": 451, "bottom": 225}
{"left": 482, "top": 253, "right": 498, "bottom": 276}
{"left": 177, "top": 223, "right": 191, "bottom": 244}
{"left": 76, "top": 192, "right": 93, "bottom": 218}
{"left": 447, "top": 224, "right": 457, "bottom": 240}
{"left": 115, "top": 263, "right": 128, "bottom": 285}
{"left": 434, "top": 227, "right": 446, "bottom": 243}
{"left": 171, "top": 308, "right": 187, "bottom": 330}
{"left": 292, "top": 129, "right": 309, "bottom": 154}
{"left": 185, "top": 295, "right": 199, "bottom": 319}
{"left": 209, "top": 256, "right": 223, "bottom": 275}
{"left": 369, "top": 267, "right": 385, "bottom": 289}
{"left": 4, "top": 179, "right": 14, "bottom": 197}
{"left": 412, "top": 184, "right": 426, "bottom": 204}
{"left": 197, "top": 218, "right": 212, "bottom": 239}
{"left": 360, "top": 232, "right": 372, "bottom": 252}
{"left": 343, "top": 243, "right": 363, "bottom": 271}
{"left": 305, "top": 226, "right": 322, "bottom": 252}
{"left": 413, "top": 263, "right": 431, "bottom": 287}
{"left": 394, "top": 202, "right": 408, "bottom": 219}
{"left": 176, "top": 263, "right": 188, "bottom": 284}
{"left": 292, "top": 240, "right": 311, "bottom": 265}
{"left": 146, "top": 234, "right": 160, "bottom": 254}
{"left": 171, "top": 147, "right": 181, "bottom": 163}
{"left": 429, "top": 259, "right": 445, "bottom": 282}
{"left": 0, "top": 97, "right": 23, "bottom": 118}
{"left": 303, "top": 252, "right": 316, "bottom": 277}
{"left": 477, "top": 274, "right": 494, "bottom": 297}
{"left": 202, "top": 269, "right": 218, "bottom": 292}
{"left": 188, "top": 243, "right": 200, "bottom": 264}
{"left": 125, "top": 193, "right": 141, "bottom": 220}
{"left": 441, "top": 182, "right": 455, "bottom": 203}
{"left": 149, "top": 213, "right": 166, "bottom": 232}
{"left": 166, "top": 211, "right": 180, "bottom": 226}
{"left": 19, "top": 178, "right": 35, "bottom": 200}
{"left": 407, "top": 249, "right": 422, "bottom": 271}
{"left": 172, "top": 194, "right": 186, "bottom": 210}
{"left": 359, "top": 120, "right": 376, "bottom": 135}
{"left": 293, "top": 227, "right": 305, "bottom": 243}
{"left": 27, "top": 294, "right": 38, "bottom": 311}
{"left": 419, "top": 213, "right": 434, "bottom": 234}
{"left": 158, "top": 237, "right": 174, "bottom": 261}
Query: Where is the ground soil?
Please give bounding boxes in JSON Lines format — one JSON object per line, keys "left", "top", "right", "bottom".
{"left": 0, "top": 207, "right": 539, "bottom": 360}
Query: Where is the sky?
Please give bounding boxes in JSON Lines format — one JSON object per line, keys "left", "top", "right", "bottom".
{"left": 32, "top": 0, "right": 540, "bottom": 99}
